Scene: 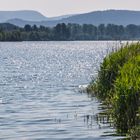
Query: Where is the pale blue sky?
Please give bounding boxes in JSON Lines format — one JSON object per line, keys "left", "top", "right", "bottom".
{"left": 0, "top": 0, "right": 140, "bottom": 17}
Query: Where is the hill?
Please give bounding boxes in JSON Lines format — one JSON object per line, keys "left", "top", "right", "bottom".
{"left": 6, "top": 10, "right": 140, "bottom": 27}
{"left": 0, "top": 10, "right": 47, "bottom": 22}
{"left": 60, "top": 10, "right": 140, "bottom": 25}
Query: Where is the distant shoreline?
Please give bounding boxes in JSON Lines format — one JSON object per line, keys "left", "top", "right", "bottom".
{"left": 0, "top": 23, "right": 140, "bottom": 42}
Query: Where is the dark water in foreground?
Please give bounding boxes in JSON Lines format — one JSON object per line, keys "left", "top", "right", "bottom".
{"left": 0, "top": 41, "right": 125, "bottom": 140}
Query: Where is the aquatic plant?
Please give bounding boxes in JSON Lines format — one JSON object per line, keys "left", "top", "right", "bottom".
{"left": 87, "top": 43, "right": 140, "bottom": 138}
{"left": 114, "top": 56, "right": 140, "bottom": 134}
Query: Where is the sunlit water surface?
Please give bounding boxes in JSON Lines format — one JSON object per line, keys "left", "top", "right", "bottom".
{"left": 0, "top": 41, "right": 125, "bottom": 140}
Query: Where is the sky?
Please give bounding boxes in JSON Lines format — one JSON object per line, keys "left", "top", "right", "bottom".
{"left": 0, "top": 0, "right": 140, "bottom": 17}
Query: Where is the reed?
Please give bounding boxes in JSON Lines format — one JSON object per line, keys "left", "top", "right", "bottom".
{"left": 87, "top": 43, "right": 140, "bottom": 138}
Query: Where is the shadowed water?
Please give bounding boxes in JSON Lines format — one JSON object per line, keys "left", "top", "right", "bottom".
{"left": 0, "top": 41, "right": 125, "bottom": 140}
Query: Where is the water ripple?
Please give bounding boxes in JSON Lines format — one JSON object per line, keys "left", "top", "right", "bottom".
{"left": 0, "top": 41, "right": 124, "bottom": 140}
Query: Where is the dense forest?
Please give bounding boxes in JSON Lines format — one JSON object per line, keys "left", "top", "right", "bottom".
{"left": 0, "top": 23, "right": 140, "bottom": 41}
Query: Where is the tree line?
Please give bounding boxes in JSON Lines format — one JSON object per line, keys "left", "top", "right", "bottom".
{"left": 0, "top": 23, "right": 140, "bottom": 41}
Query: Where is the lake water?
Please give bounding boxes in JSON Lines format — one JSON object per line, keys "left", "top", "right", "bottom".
{"left": 0, "top": 41, "right": 125, "bottom": 140}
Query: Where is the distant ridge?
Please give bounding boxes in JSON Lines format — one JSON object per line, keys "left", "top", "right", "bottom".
{"left": 3, "top": 10, "right": 140, "bottom": 27}
{"left": 0, "top": 10, "right": 47, "bottom": 22}
{"left": 60, "top": 10, "right": 140, "bottom": 25}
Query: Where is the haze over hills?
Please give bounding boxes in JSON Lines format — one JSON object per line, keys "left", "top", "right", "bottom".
{"left": 48, "top": 14, "right": 75, "bottom": 21}
{"left": 2, "top": 10, "right": 140, "bottom": 27}
{"left": 61, "top": 10, "right": 140, "bottom": 25}
{"left": 0, "top": 10, "right": 48, "bottom": 22}
{"left": 0, "top": 10, "right": 74, "bottom": 23}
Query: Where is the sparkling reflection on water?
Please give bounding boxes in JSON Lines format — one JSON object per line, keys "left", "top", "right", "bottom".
{"left": 0, "top": 41, "right": 124, "bottom": 140}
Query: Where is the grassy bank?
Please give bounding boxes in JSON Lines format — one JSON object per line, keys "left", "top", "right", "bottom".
{"left": 87, "top": 43, "right": 140, "bottom": 139}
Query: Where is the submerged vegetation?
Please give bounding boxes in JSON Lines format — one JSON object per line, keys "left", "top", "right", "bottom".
{"left": 0, "top": 23, "right": 140, "bottom": 41}
{"left": 87, "top": 43, "right": 140, "bottom": 139}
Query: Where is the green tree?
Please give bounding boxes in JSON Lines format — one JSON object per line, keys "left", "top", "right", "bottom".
{"left": 24, "top": 24, "right": 32, "bottom": 32}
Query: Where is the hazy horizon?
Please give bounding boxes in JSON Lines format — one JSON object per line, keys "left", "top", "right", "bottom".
{"left": 1, "top": 9, "right": 140, "bottom": 18}
{"left": 0, "top": 0, "right": 140, "bottom": 17}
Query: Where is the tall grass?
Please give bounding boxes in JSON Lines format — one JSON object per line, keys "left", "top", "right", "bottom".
{"left": 87, "top": 43, "right": 140, "bottom": 138}
{"left": 114, "top": 56, "right": 140, "bottom": 134}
